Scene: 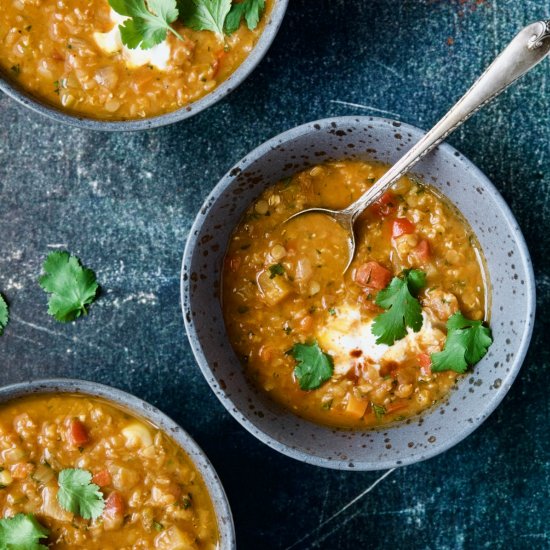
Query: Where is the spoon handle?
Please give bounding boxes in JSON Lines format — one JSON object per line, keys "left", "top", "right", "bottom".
{"left": 346, "top": 20, "right": 550, "bottom": 219}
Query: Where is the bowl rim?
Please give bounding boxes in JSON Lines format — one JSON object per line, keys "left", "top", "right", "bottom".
{"left": 0, "top": 0, "right": 288, "bottom": 132}
{"left": 0, "top": 378, "right": 236, "bottom": 547}
{"left": 181, "top": 116, "right": 536, "bottom": 470}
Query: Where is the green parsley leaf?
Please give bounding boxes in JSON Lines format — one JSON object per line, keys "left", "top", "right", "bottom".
{"left": 268, "top": 263, "right": 285, "bottom": 279}
{"left": 291, "top": 341, "right": 333, "bottom": 391}
{"left": 0, "top": 294, "right": 8, "bottom": 336}
{"left": 431, "top": 312, "right": 493, "bottom": 374}
{"left": 38, "top": 251, "right": 99, "bottom": 323}
{"left": 179, "top": 0, "right": 231, "bottom": 37}
{"left": 0, "top": 513, "right": 49, "bottom": 550}
{"left": 371, "top": 269, "right": 427, "bottom": 345}
{"left": 109, "top": 0, "right": 183, "bottom": 49}
{"left": 225, "top": 0, "right": 265, "bottom": 34}
{"left": 57, "top": 469, "right": 105, "bottom": 520}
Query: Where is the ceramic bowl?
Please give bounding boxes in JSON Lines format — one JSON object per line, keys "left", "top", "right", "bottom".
{"left": 0, "top": 378, "right": 236, "bottom": 548}
{"left": 0, "top": 0, "right": 288, "bottom": 131}
{"left": 182, "top": 116, "right": 536, "bottom": 471}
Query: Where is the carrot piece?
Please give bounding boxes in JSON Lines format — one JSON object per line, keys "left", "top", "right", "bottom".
{"left": 345, "top": 394, "right": 369, "bottom": 418}
{"left": 392, "top": 218, "right": 416, "bottom": 238}
{"left": 68, "top": 418, "right": 89, "bottom": 447}
{"left": 92, "top": 469, "right": 112, "bottom": 488}
{"left": 353, "top": 261, "right": 392, "bottom": 290}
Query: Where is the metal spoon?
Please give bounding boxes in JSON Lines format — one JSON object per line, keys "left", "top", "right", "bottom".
{"left": 286, "top": 20, "right": 550, "bottom": 273}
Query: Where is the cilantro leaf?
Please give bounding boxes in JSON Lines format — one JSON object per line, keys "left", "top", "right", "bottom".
{"left": 109, "top": 0, "right": 183, "bottom": 49}
{"left": 268, "top": 263, "right": 285, "bottom": 279}
{"left": 431, "top": 312, "right": 493, "bottom": 373}
{"left": 0, "top": 294, "right": 8, "bottom": 336}
{"left": 371, "top": 269, "right": 427, "bottom": 345}
{"left": 225, "top": 0, "right": 265, "bottom": 34}
{"left": 179, "top": 0, "right": 232, "bottom": 37}
{"left": 291, "top": 341, "right": 333, "bottom": 390}
{"left": 57, "top": 469, "right": 105, "bottom": 520}
{"left": 0, "top": 513, "right": 49, "bottom": 550}
{"left": 38, "top": 251, "right": 99, "bottom": 323}
{"left": 372, "top": 403, "right": 386, "bottom": 419}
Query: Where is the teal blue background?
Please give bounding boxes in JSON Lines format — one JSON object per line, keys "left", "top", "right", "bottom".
{"left": 0, "top": 1, "right": 548, "bottom": 548}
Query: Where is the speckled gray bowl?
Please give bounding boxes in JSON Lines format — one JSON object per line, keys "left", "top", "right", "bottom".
{"left": 0, "top": 1, "right": 287, "bottom": 131}
{"left": 181, "top": 116, "right": 536, "bottom": 471}
{"left": 0, "top": 378, "right": 236, "bottom": 548}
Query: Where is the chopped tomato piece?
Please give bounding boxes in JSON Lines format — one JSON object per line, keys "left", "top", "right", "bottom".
{"left": 415, "top": 239, "right": 431, "bottom": 261}
{"left": 392, "top": 218, "right": 416, "bottom": 238}
{"left": 353, "top": 261, "right": 392, "bottom": 290}
{"left": 104, "top": 491, "right": 125, "bottom": 515}
{"left": 103, "top": 491, "right": 125, "bottom": 531}
{"left": 418, "top": 353, "right": 432, "bottom": 376}
{"left": 417, "top": 353, "right": 432, "bottom": 368}
{"left": 68, "top": 419, "right": 89, "bottom": 447}
{"left": 369, "top": 191, "right": 395, "bottom": 217}
{"left": 92, "top": 469, "right": 112, "bottom": 488}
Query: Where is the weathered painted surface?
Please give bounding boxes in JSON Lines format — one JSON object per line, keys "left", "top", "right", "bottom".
{"left": 0, "top": 1, "right": 548, "bottom": 548}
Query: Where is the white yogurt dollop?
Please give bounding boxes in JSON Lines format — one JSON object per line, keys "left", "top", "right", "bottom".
{"left": 317, "top": 306, "right": 443, "bottom": 376}
{"left": 93, "top": 9, "right": 171, "bottom": 70}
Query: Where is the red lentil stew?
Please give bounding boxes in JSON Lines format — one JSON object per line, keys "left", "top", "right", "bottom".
{"left": 0, "top": 394, "right": 219, "bottom": 549}
{"left": 222, "top": 160, "right": 492, "bottom": 429}
{"left": 0, "top": 0, "right": 273, "bottom": 120}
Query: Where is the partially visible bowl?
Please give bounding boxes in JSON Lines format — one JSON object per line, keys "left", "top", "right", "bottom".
{"left": 182, "top": 116, "right": 536, "bottom": 471}
{"left": 0, "top": 0, "right": 288, "bottom": 131}
{"left": 0, "top": 378, "right": 236, "bottom": 548}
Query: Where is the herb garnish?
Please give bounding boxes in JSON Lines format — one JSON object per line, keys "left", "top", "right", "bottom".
{"left": 431, "top": 312, "right": 493, "bottom": 373}
{"left": 0, "top": 513, "right": 49, "bottom": 549}
{"left": 38, "top": 251, "right": 99, "bottom": 323}
{"left": 225, "top": 0, "right": 265, "bottom": 34}
{"left": 291, "top": 341, "right": 334, "bottom": 391}
{"left": 268, "top": 263, "right": 285, "bottom": 279}
{"left": 57, "top": 469, "right": 105, "bottom": 520}
{"left": 109, "top": 0, "right": 184, "bottom": 49}
{"left": 371, "top": 269, "right": 426, "bottom": 345}
{"left": 180, "top": 0, "right": 231, "bottom": 37}
{"left": 0, "top": 294, "right": 8, "bottom": 336}
{"left": 372, "top": 403, "right": 386, "bottom": 419}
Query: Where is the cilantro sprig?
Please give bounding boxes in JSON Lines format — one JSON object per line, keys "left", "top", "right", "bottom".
{"left": 225, "top": 0, "right": 265, "bottom": 34}
{"left": 38, "top": 251, "right": 99, "bottom": 323}
{"left": 0, "top": 513, "right": 49, "bottom": 550}
{"left": 291, "top": 341, "right": 333, "bottom": 391}
{"left": 180, "top": 0, "right": 232, "bottom": 36}
{"left": 431, "top": 312, "right": 493, "bottom": 373}
{"left": 109, "top": 0, "right": 184, "bottom": 49}
{"left": 371, "top": 269, "right": 427, "bottom": 345}
{"left": 0, "top": 294, "right": 8, "bottom": 336}
{"left": 57, "top": 469, "right": 105, "bottom": 520}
